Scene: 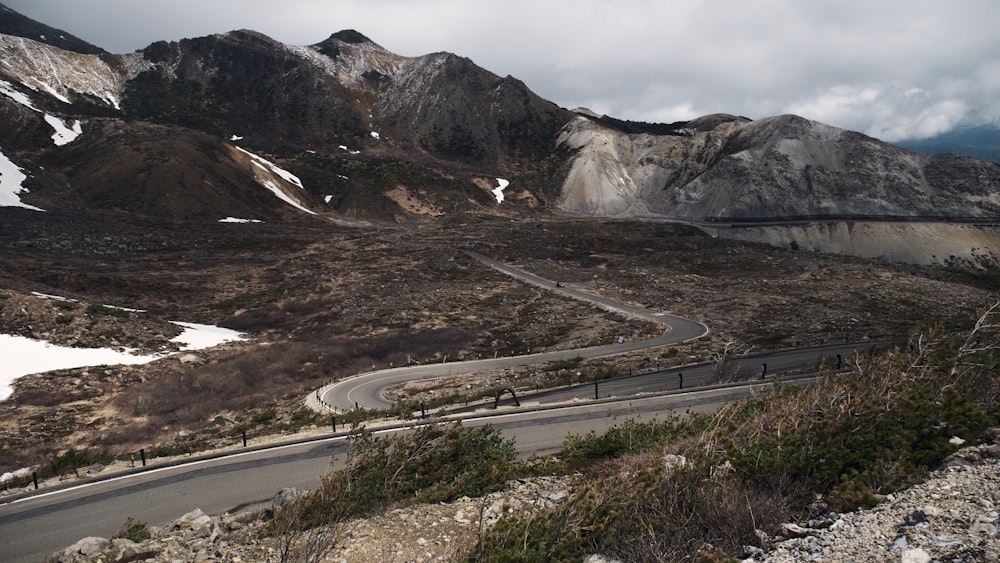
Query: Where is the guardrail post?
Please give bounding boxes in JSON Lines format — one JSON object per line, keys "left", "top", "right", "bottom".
{"left": 331, "top": 416, "right": 336, "bottom": 432}
{"left": 32, "top": 471, "right": 38, "bottom": 490}
{"left": 140, "top": 448, "right": 146, "bottom": 467}
{"left": 242, "top": 431, "right": 247, "bottom": 448}
{"left": 678, "top": 372, "right": 683, "bottom": 389}
{"left": 836, "top": 354, "right": 843, "bottom": 369}
{"left": 421, "top": 403, "right": 426, "bottom": 419}
{"left": 594, "top": 381, "right": 599, "bottom": 400}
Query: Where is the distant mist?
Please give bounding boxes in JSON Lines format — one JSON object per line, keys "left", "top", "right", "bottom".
{"left": 895, "top": 125, "right": 1000, "bottom": 165}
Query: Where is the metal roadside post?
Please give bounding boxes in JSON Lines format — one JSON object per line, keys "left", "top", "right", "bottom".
{"left": 140, "top": 448, "right": 146, "bottom": 467}
{"left": 679, "top": 372, "right": 683, "bottom": 389}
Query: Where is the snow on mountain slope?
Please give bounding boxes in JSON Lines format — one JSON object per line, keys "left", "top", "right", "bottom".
{"left": 233, "top": 145, "right": 316, "bottom": 215}
{"left": 289, "top": 36, "right": 451, "bottom": 122}
{"left": 0, "top": 33, "right": 148, "bottom": 108}
{"left": 0, "top": 147, "right": 41, "bottom": 210}
{"left": 1, "top": 77, "right": 81, "bottom": 145}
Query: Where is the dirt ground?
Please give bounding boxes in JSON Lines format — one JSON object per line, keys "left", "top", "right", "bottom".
{"left": 0, "top": 212, "right": 994, "bottom": 479}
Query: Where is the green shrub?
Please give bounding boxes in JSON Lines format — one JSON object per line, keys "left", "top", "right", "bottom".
{"left": 113, "top": 516, "right": 152, "bottom": 543}
{"left": 43, "top": 448, "right": 114, "bottom": 479}
{"left": 86, "top": 304, "right": 130, "bottom": 318}
{"left": 469, "top": 454, "right": 795, "bottom": 562}
{"left": 274, "top": 422, "right": 516, "bottom": 532}
{"left": 561, "top": 416, "right": 699, "bottom": 469}
{"left": 285, "top": 407, "right": 316, "bottom": 431}
{"left": 252, "top": 407, "right": 278, "bottom": 426}
{"left": 469, "top": 303, "right": 1000, "bottom": 560}
{"left": 53, "top": 300, "right": 77, "bottom": 311}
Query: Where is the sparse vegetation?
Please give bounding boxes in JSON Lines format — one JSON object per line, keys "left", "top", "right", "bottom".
{"left": 465, "top": 303, "right": 1000, "bottom": 561}
{"left": 0, "top": 218, "right": 993, "bottom": 481}
{"left": 194, "top": 301, "right": 1000, "bottom": 561}
{"left": 85, "top": 303, "right": 131, "bottom": 319}
{"left": 41, "top": 448, "right": 114, "bottom": 480}
{"left": 270, "top": 423, "right": 516, "bottom": 533}
{"left": 113, "top": 516, "right": 152, "bottom": 543}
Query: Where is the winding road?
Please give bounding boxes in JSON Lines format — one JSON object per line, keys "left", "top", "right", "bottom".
{"left": 0, "top": 247, "right": 881, "bottom": 562}
{"left": 314, "top": 249, "right": 710, "bottom": 411}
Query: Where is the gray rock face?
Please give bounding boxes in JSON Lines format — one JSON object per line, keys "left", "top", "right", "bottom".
{"left": 557, "top": 114, "right": 1000, "bottom": 263}
{"left": 749, "top": 430, "right": 1000, "bottom": 562}
{"left": 559, "top": 113, "right": 1000, "bottom": 220}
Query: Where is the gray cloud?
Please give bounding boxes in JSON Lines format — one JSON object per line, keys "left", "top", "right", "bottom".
{"left": 6, "top": 0, "right": 999, "bottom": 141}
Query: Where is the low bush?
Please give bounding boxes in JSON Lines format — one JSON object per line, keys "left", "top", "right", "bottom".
{"left": 85, "top": 303, "right": 131, "bottom": 318}
{"left": 469, "top": 302, "right": 1000, "bottom": 560}
{"left": 561, "top": 416, "right": 704, "bottom": 469}
{"left": 113, "top": 516, "right": 152, "bottom": 543}
{"left": 42, "top": 448, "right": 114, "bottom": 479}
{"left": 272, "top": 422, "right": 516, "bottom": 532}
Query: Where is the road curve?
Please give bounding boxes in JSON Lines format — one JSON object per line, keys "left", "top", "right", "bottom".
{"left": 0, "top": 382, "right": 771, "bottom": 563}
{"left": 315, "top": 249, "right": 709, "bottom": 411}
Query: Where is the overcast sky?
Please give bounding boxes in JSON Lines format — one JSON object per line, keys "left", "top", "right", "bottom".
{"left": 6, "top": 0, "right": 1000, "bottom": 141}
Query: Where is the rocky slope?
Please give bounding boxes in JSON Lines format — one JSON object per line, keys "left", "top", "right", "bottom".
{"left": 557, "top": 112, "right": 1000, "bottom": 220}
{"left": 556, "top": 113, "right": 1000, "bottom": 263}
{"left": 0, "top": 12, "right": 572, "bottom": 223}
{"left": 50, "top": 475, "right": 573, "bottom": 563}
{"left": 48, "top": 433, "right": 1000, "bottom": 563}
{"left": 1, "top": 3, "right": 998, "bottom": 264}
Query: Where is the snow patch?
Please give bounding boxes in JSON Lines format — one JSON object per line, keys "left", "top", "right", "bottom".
{"left": 370, "top": 131, "right": 380, "bottom": 140}
{"left": 219, "top": 217, "right": 264, "bottom": 223}
{"left": 0, "top": 466, "right": 37, "bottom": 484}
{"left": 44, "top": 114, "right": 82, "bottom": 146}
{"left": 230, "top": 134, "right": 244, "bottom": 141}
{"left": 492, "top": 178, "right": 510, "bottom": 204}
{"left": 234, "top": 145, "right": 316, "bottom": 215}
{"left": 0, "top": 78, "right": 38, "bottom": 110}
{"left": 325, "top": 195, "right": 334, "bottom": 203}
{"left": 236, "top": 148, "right": 303, "bottom": 188}
{"left": 0, "top": 35, "right": 150, "bottom": 109}
{"left": 169, "top": 322, "right": 244, "bottom": 351}
{"left": 101, "top": 91, "right": 120, "bottom": 110}
{"left": 2, "top": 79, "right": 83, "bottom": 145}
{"left": 0, "top": 322, "right": 245, "bottom": 400}
{"left": 36, "top": 81, "right": 70, "bottom": 104}
{"left": 260, "top": 178, "right": 315, "bottom": 215}
{"left": 339, "top": 145, "right": 361, "bottom": 155}
{"left": 0, "top": 148, "right": 43, "bottom": 211}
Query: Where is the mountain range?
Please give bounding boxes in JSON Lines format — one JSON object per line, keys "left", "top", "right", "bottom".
{"left": 896, "top": 125, "right": 1000, "bottom": 166}
{"left": 0, "top": 3, "right": 998, "bottom": 264}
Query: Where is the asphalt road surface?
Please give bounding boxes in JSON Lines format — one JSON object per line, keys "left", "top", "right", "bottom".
{"left": 319, "top": 249, "right": 709, "bottom": 411}
{"left": 2, "top": 384, "right": 762, "bottom": 562}
{"left": 0, "top": 248, "right": 877, "bottom": 561}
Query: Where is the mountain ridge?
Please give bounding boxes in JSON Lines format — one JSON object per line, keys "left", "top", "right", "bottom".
{"left": 0, "top": 5, "right": 998, "bottom": 263}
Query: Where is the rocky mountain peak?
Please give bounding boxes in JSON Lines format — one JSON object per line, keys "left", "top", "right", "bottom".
{"left": 328, "top": 29, "right": 378, "bottom": 46}
{"left": 0, "top": 2, "right": 105, "bottom": 54}
{"left": 312, "top": 29, "right": 386, "bottom": 60}
{"left": 0, "top": 3, "right": 996, "bottom": 265}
